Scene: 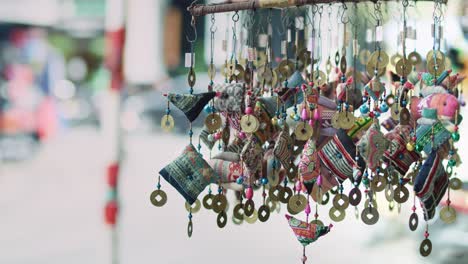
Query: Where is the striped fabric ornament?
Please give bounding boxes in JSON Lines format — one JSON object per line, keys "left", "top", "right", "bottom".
{"left": 274, "top": 124, "right": 293, "bottom": 171}
{"left": 285, "top": 214, "right": 332, "bottom": 246}
{"left": 357, "top": 124, "right": 390, "bottom": 171}
{"left": 167, "top": 92, "right": 216, "bottom": 122}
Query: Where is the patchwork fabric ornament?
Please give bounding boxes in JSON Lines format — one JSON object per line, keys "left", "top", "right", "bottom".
{"left": 298, "top": 138, "right": 320, "bottom": 193}
{"left": 384, "top": 126, "right": 420, "bottom": 175}
{"left": 415, "top": 108, "right": 451, "bottom": 154}
{"left": 159, "top": 144, "right": 217, "bottom": 205}
{"left": 226, "top": 136, "right": 246, "bottom": 154}
{"left": 213, "top": 83, "right": 244, "bottom": 112}
{"left": 199, "top": 126, "right": 215, "bottom": 150}
{"left": 414, "top": 151, "right": 449, "bottom": 220}
{"left": 316, "top": 96, "right": 338, "bottom": 137}
{"left": 209, "top": 158, "right": 242, "bottom": 184}
{"left": 357, "top": 124, "right": 390, "bottom": 171}
{"left": 318, "top": 129, "right": 366, "bottom": 182}
{"left": 346, "top": 117, "right": 373, "bottom": 141}
{"left": 285, "top": 214, "right": 332, "bottom": 246}
{"left": 167, "top": 92, "right": 216, "bottom": 122}
{"left": 240, "top": 138, "right": 264, "bottom": 179}
{"left": 280, "top": 70, "right": 306, "bottom": 109}
{"left": 274, "top": 124, "right": 293, "bottom": 171}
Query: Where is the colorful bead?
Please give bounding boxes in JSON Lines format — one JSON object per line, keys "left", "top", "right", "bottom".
{"left": 451, "top": 132, "right": 460, "bottom": 142}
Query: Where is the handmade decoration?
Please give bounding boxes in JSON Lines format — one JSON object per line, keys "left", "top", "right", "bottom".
{"left": 151, "top": 0, "right": 464, "bottom": 261}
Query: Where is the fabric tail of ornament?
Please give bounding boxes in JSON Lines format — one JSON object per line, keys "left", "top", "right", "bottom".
{"left": 104, "top": 0, "right": 126, "bottom": 263}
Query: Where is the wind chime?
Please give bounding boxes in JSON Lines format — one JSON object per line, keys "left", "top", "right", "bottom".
{"left": 151, "top": 0, "right": 463, "bottom": 262}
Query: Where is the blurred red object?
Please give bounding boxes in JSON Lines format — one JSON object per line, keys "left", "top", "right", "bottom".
{"left": 107, "top": 163, "right": 119, "bottom": 188}
{"left": 105, "top": 201, "right": 118, "bottom": 226}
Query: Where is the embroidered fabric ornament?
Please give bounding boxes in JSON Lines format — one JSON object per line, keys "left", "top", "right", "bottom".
{"left": 240, "top": 138, "right": 264, "bottom": 179}
{"left": 410, "top": 93, "right": 460, "bottom": 123}
{"left": 213, "top": 83, "right": 244, "bottom": 112}
{"left": 357, "top": 124, "right": 390, "bottom": 171}
{"left": 413, "top": 151, "right": 449, "bottom": 220}
{"left": 285, "top": 214, "right": 332, "bottom": 246}
{"left": 384, "top": 126, "right": 420, "bottom": 175}
{"left": 209, "top": 159, "right": 242, "bottom": 184}
{"left": 159, "top": 144, "right": 217, "bottom": 205}
{"left": 346, "top": 117, "right": 373, "bottom": 142}
{"left": 318, "top": 129, "right": 366, "bottom": 182}
{"left": 226, "top": 136, "right": 246, "bottom": 154}
{"left": 167, "top": 92, "right": 216, "bottom": 122}
{"left": 200, "top": 127, "right": 215, "bottom": 150}
{"left": 298, "top": 138, "right": 320, "bottom": 193}
{"left": 253, "top": 99, "right": 279, "bottom": 144}
{"left": 280, "top": 70, "right": 306, "bottom": 109}
{"left": 316, "top": 96, "right": 338, "bottom": 137}
{"left": 274, "top": 124, "right": 293, "bottom": 171}
{"left": 415, "top": 108, "right": 451, "bottom": 154}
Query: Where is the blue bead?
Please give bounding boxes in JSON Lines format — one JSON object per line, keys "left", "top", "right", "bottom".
{"left": 204, "top": 105, "right": 213, "bottom": 113}
{"left": 236, "top": 177, "right": 244, "bottom": 185}
{"left": 157, "top": 183, "right": 161, "bottom": 189}
{"left": 398, "top": 153, "right": 404, "bottom": 159}
{"left": 166, "top": 109, "right": 171, "bottom": 115}
{"left": 293, "top": 115, "right": 301, "bottom": 121}
{"left": 218, "top": 187, "right": 223, "bottom": 193}
{"left": 362, "top": 96, "right": 368, "bottom": 103}
{"left": 189, "top": 130, "right": 193, "bottom": 136}
{"left": 380, "top": 103, "right": 389, "bottom": 112}
{"left": 336, "top": 153, "right": 343, "bottom": 158}
{"left": 261, "top": 178, "right": 269, "bottom": 185}
{"left": 360, "top": 104, "right": 369, "bottom": 114}
{"left": 401, "top": 100, "right": 407, "bottom": 107}
{"left": 374, "top": 111, "right": 381, "bottom": 117}
{"left": 188, "top": 213, "right": 192, "bottom": 219}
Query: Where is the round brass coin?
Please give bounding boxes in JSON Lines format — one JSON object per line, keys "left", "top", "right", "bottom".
{"left": 426, "top": 50, "right": 445, "bottom": 62}
{"left": 279, "top": 187, "right": 293, "bottom": 203}
{"left": 333, "top": 194, "right": 350, "bottom": 210}
{"left": 395, "top": 58, "right": 412, "bottom": 77}
{"left": 346, "top": 70, "right": 362, "bottom": 84}
{"left": 244, "top": 209, "right": 258, "bottom": 224}
{"left": 331, "top": 112, "right": 340, "bottom": 129}
{"left": 359, "top": 50, "right": 372, "bottom": 65}
{"left": 369, "top": 50, "right": 389, "bottom": 68}
{"left": 320, "top": 192, "right": 330, "bottom": 205}
{"left": 187, "top": 220, "right": 193, "bottom": 237}
{"left": 187, "top": 68, "right": 196, "bottom": 87}
{"left": 409, "top": 212, "right": 419, "bottom": 231}
{"left": 150, "top": 190, "right": 167, "bottom": 207}
{"left": 244, "top": 66, "right": 252, "bottom": 83}
{"left": 393, "top": 185, "right": 409, "bottom": 203}
{"left": 349, "top": 187, "right": 362, "bottom": 206}
{"left": 385, "top": 185, "right": 394, "bottom": 202}
{"left": 266, "top": 197, "right": 277, "bottom": 211}
{"left": 340, "top": 56, "right": 347, "bottom": 74}
{"left": 449, "top": 177, "right": 462, "bottom": 190}
{"left": 244, "top": 199, "right": 255, "bottom": 217}
{"left": 217, "top": 211, "right": 228, "bottom": 228}
{"left": 440, "top": 206, "right": 457, "bottom": 224}
{"left": 288, "top": 194, "right": 307, "bottom": 214}
{"left": 205, "top": 113, "right": 222, "bottom": 133}
{"left": 294, "top": 122, "right": 313, "bottom": 141}
{"left": 312, "top": 70, "right": 326, "bottom": 86}
{"left": 258, "top": 205, "right": 271, "bottom": 222}
{"left": 337, "top": 111, "right": 356, "bottom": 130}
{"left": 371, "top": 176, "right": 387, "bottom": 192}
{"left": 361, "top": 207, "right": 379, "bottom": 225}
{"left": 262, "top": 67, "right": 273, "bottom": 83}
{"left": 269, "top": 185, "right": 282, "bottom": 202}
{"left": 161, "top": 114, "right": 175, "bottom": 132}
{"left": 366, "top": 62, "right": 386, "bottom": 77}
{"left": 278, "top": 59, "right": 294, "bottom": 78}
{"left": 185, "top": 199, "right": 201, "bottom": 213}
{"left": 420, "top": 239, "right": 432, "bottom": 257}
{"left": 233, "top": 203, "right": 244, "bottom": 220}
{"left": 207, "top": 64, "right": 216, "bottom": 79}
{"left": 330, "top": 186, "right": 339, "bottom": 195}
{"left": 408, "top": 51, "right": 422, "bottom": 65}
{"left": 202, "top": 194, "right": 214, "bottom": 209}
{"left": 329, "top": 207, "right": 346, "bottom": 222}
{"left": 385, "top": 94, "right": 396, "bottom": 106}
{"left": 232, "top": 215, "right": 243, "bottom": 225}
{"left": 390, "top": 54, "right": 403, "bottom": 67}
{"left": 310, "top": 219, "right": 324, "bottom": 226}
{"left": 427, "top": 57, "right": 445, "bottom": 76}
{"left": 212, "top": 194, "right": 227, "bottom": 213}
{"left": 240, "top": 115, "right": 259, "bottom": 133}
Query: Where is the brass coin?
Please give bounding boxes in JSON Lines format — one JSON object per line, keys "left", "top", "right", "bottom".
{"left": 187, "top": 68, "right": 196, "bottom": 87}
{"left": 278, "top": 59, "right": 294, "bottom": 78}
{"left": 312, "top": 70, "right": 326, "bottom": 86}
{"left": 310, "top": 219, "right": 324, "bottom": 226}
{"left": 299, "top": 48, "right": 312, "bottom": 67}
{"left": 150, "top": 190, "right": 167, "bottom": 207}
{"left": 232, "top": 64, "right": 245, "bottom": 80}
{"left": 420, "top": 239, "right": 432, "bottom": 257}
{"left": 212, "top": 194, "right": 227, "bottom": 213}
{"left": 359, "top": 49, "right": 371, "bottom": 65}
{"left": 269, "top": 185, "right": 283, "bottom": 202}
{"left": 393, "top": 185, "right": 409, "bottom": 203}
{"left": 286, "top": 165, "right": 298, "bottom": 181}
{"left": 390, "top": 104, "right": 400, "bottom": 120}
{"left": 270, "top": 68, "right": 278, "bottom": 87}
{"left": 390, "top": 54, "right": 403, "bottom": 67}
{"left": 440, "top": 206, "right": 457, "bottom": 224}
{"left": 294, "top": 122, "right": 313, "bottom": 141}
{"left": 445, "top": 57, "right": 452, "bottom": 69}
{"left": 399, "top": 108, "right": 411, "bottom": 125}
{"left": 366, "top": 62, "right": 386, "bottom": 77}
{"left": 261, "top": 67, "right": 273, "bottom": 83}
{"left": 244, "top": 199, "right": 255, "bottom": 217}
{"left": 202, "top": 194, "right": 214, "bottom": 209}
{"left": 385, "top": 94, "right": 395, "bottom": 106}
{"left": 329, "top": 207, "right": 346, "bottom": 222}
{"left": 409, "top": 212, "right": 419, "bottom": 231}
{"left": 449, "top": 177, "right": 462, "bottom": 190}
{"left": 258, "top": 205, "right": 271, "bottom": 222}
{"left": 426, "top": 50, "right": 445, "bottom": 62}
{"left": 266, "top": 197, "right": 277, "bottom": 212}
{"left": 320, "top": 192, "right": 330, "bottom": 205}
{"left": 369, "top": 50, "right": 389, "bottom": 68}
{"left": 217, "top": 211, "right": 228, "bottom": 228}
{"left": 220, "top": 62, "right": 229, "bottom": 77}
{"left": 187, "top": 220, "right": 193, "bottom": 237}
{"left": 279, "top": 186, "right": 293, "bottom": 203}
{"left": 361, "top": 207, "right": 379, "bottom": 225}
{"left": 233, "top": 203, "right": 244, "bottom": 220}
{"left": 331, "top": 111, "right": 340, "bottom": 129}
{"left": 364, "top": 199, "right": 378, "bottom": 209}
{"left": 244, "top": 209, "right": 258, "bottom": 224}
{"left": 395, "top": 58, "right": 412, "bottom": 77}
{"left": 330, "top": 186, "right": 339, "bottom": 195}
{"left": 408, "top": 51, "right": 422, "bottom": 65}
{"left": 346, "top": 70, "right": 362, "bottom": 84}
{"left": 205, "top": 113, "right": 222, "bottom": 133}
{"left": 340, "top": 56, "right": 347, "bottom": 74}
{"left": 244, "top": 66, "right": 252, "bottom": 83}
{"left": 385, "top": 184, "right": 394, "bottom": 202}
{"left": 232, "top": 215, "right": 243, "bottom": 225}
{"left": 427, "top": 57, "right": 445, "bottom": 76}
{"left": 371, "top": 176, "right": 387, "bottom": 192}
{"left": 240, "top": 115, "right": 259, "bottom": 133}
{"left": 349, "top": 187, "right": 362, "bottom": 206}
{"left": 185, "top": 199, "right": 201, "bottom": 213}
{"left": 207, "top": 64, "right": 216, "bottom": 79}
{"left": 161, "top": 114, "right": 175, "bottom": 132}
{"left": 288, "top": 194, "right": 307, "bottom": 215}
{"left": 333, "top": 194, "right": 350, "bottom": 210}
{"left": 337, "top": 111, "right": 356, "bottom": 130}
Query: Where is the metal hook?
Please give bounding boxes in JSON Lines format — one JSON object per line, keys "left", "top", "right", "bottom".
{"left": 232, "top": 11, "right": 240, "bottom": 23}
{"left": 210, "top": 14, "right": 217, "bottom": 33}
{"left": 186, "top": 16, "right": 197, "bottom": 43}
{"left": 340, "top": 2, "right": 349, "bottom": 24}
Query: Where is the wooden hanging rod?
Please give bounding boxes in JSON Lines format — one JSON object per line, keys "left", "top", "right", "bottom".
{"left": 188, "top": 0, "right": 447, "bottom": 17}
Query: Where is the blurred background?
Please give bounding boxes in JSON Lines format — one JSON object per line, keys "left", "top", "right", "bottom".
{"left": 0, "top": 0, "right": 468, "bottom": 263}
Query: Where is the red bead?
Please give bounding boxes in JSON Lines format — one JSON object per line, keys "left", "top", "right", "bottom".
{"left": 369, "top": 112, "right": 375, "bottom": 118}
{"left": 454, "top": 126, "right": 459, "bottom": 132}
{"left": 107, "top": 163, "right": 119, "bottom": 188}
{"left": 424, "top": 231, "right": 429, "bottom": 238}
{"left": 308, "top": 82, "right": 314, "bottom": 87}
{"left": 105, "top": 201, "right": 118, "bottom": 226}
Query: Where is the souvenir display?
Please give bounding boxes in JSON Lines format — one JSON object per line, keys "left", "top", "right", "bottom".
{"left": 152, "top": 0, "right": 464, "bottom": 261}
